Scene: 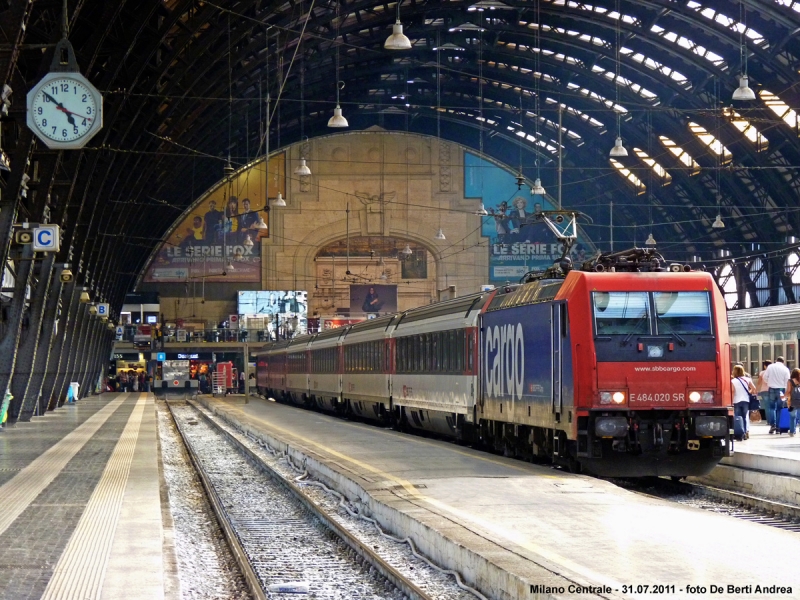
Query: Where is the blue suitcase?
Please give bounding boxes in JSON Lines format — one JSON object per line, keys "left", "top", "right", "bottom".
{"left": 778, "top": 407, "right": 792, "bottom": 434}
{"left": 734, "top": 416, "right": 745, "bottom": 441}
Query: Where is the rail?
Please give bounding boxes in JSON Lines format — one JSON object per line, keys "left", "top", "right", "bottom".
{"left": 165, "top": 398, "right": 434, "bottom": 600}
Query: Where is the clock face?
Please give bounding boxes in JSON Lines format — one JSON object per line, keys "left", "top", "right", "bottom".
{"left": 30, "top": 77, "right": 98, "bottom": 142}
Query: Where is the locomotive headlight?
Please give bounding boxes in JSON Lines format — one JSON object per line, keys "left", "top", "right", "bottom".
{"left": 689, "top": 391, "right": 702, "bottom": 403}
{"left": 600, "top": 391, "right": 626, "bottom": 404}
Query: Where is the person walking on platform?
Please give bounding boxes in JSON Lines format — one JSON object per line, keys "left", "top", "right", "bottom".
{"left": 757, "top": 360, "right": 771, "bottom": 426}
{"left": 787, "top": 369, "right": 800, "bottom": 437}
{"left": 731, "top": 364, "right": 756, "bottom": 440}
{"left": 763, "top": 357, "right": 791, "bottom": 434}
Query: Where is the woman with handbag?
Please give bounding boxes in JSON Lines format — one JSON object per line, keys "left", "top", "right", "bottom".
{"left": 731, "top": 364, "right": 756, "bottom": 440}
{"left": 786, "top": 368, "right": 800, "bottom": 437}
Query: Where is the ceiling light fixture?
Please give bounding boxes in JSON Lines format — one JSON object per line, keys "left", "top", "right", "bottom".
{"left": 272, "top": 192, "right": 286, "bottom": 207}
{"left": 645, "top": 233, "right": 656, "bottom": 246}
{"left": 609, "top": 0, "right": 628, "bottom": 158}
{"left": 475, "top": 203, "right": 489, "bottom": 216}
{"left": 712, "top": 214, "right": 725, "bottom": 229}
{"left": 384, "top": 1, "right": 412, "bottom": 50}
{"left": 294, "top": 157, "right": 311, "bottom": 176}
{"left": 531, "top": 178, "right": 546, "bottom": 195}
{"left": 434, "top": 228, "right": 446, "bottom": 240}
{"left": 328, "top": 3, "right": 349, "bottom": 127}
{"left": 732, "top": 1, "right": 755, "bottom": 101}
{"left": 402, "top": 243, "right": 413, "bottom": 256}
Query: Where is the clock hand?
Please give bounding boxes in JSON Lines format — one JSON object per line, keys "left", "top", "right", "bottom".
{"left": 42, "top": 91, "right": 77, "bottom": 126}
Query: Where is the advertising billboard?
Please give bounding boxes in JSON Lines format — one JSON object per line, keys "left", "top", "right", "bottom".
{"left": 239, "top": 291, "right": 308, "bottom": 338}
{"left": 350, "top": 284, "right": 398, "bottom": 315}
{"left": 465, "top": 152, "right": 592, "bottom": 284}
{"left": 142, "top": 153, "right": 285, "bottom": 283}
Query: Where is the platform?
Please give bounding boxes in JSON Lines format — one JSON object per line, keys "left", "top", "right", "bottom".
{"left": 0, "top": 393, "right": 171, "bottom": 600}
{"left": 723, "top": 420, "right": 800, "bottom": 476}
{"left": 197, "top": 395, "right": 799, "bottom": 600}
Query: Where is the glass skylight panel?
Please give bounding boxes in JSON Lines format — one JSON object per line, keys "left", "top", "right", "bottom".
{"left": 649, "top": 25, "right": 728, "bottom": 69}
{"left": 690, "top": 3, "right": 767, "bottom": 47}
{"left": 633, "top": 148, "right": 673, "bottom": 184}
{"left": 722, "top": 108, "right": 768, "bottom": 149}
{"left": 760, "top": 90, "right": 799, "bottom": 129}
{"left": 659, "top": 136, "right": 701, "bottom": 174}
{"left": 544, "top": 97, "right": 605, "bottom": 129}
{"left": 513, "top": 129, "right": 558, "bottom": 154}
{"left": 610, "top": 159, "right": 646, "bottom": 194}
{"left": 566, "top": 82, "right": 627, "bottom": 113}
{"left": 773, "top": 0, "right": 800, "bottom": 14}
{"left": 688, "top": 122, "right": 732, "bottom": 162}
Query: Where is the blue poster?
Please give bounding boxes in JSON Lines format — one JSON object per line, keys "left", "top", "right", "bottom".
{"left": 464, "top": 152, "right": 591, "bottom": 284}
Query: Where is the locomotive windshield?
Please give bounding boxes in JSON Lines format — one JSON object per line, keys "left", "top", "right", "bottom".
{"left": 654, "top": 291, "right": 712, "bottom": 335}
{"left": 593, "top": 291, "right": 713, "bottom": 337}
{"left": 593, "top": 292, "right": 650, "bottom": 335}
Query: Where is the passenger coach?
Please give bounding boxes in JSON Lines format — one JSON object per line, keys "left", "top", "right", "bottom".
{"left": 256, "top": 261, "right": 732, "bottom": 477}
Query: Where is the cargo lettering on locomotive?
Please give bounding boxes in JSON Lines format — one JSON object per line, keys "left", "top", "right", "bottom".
{"left": 484, "top": 323, "right": 525, "bottom": 401}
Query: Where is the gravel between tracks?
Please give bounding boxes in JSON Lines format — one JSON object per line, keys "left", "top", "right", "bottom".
{"left": 171, "top": 402, "right": 409, "bottom": 600}
{"left": 190, "top": 400, "right": 482, "bottom": 600}
{"left": 157, "top": 402, "right": 252, "bottom": 599}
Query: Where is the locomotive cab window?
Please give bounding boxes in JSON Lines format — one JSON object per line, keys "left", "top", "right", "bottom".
{"left": 593, "top": 292, "right": 650, "bottom": 336}
{"left": 654, "top": 292, "right": 712, "bottom": 335}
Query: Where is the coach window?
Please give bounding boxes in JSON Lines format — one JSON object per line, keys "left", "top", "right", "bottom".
{"left": 730, "top": 345, "right": 737, "bottom": 365}
{"left": 466, "top": 330, "right": 473, "bottom": 372}
{"left": 787, "top": 343, "right": 796, "bottom": 370}
{"left": 774, "top": 343, "right": 784, "bottom": 365}
{"left": 762, "top": 343, "right": 772, "bottom": 364}
{"left": 443, "top": 331, "right": 452, "bottom": 373}
{"left": 738, "top": 345, "right": 748, "bottom": 368}
{"left": 749, "top": 344, "right": 759, "bottom": 378}
{"left": 431, "top": 334, "right": 439, "bottom": 371}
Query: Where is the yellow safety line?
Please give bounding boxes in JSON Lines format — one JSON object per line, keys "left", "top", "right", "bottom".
{"left": 220, "top": 400, "right": 624, "bottom": 593}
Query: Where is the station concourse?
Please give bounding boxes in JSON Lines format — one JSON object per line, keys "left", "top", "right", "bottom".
{"left": 0, "top": 1, "right": 800, "bottom": 599}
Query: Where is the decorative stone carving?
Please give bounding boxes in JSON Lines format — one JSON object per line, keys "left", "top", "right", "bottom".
{"left": 439, "top": 141, "right": 451, "bottom": 192}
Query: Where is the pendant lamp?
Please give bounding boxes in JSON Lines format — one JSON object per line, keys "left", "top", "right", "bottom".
{"left": 475, "top": 203, "right": 489, "bottom": 216}
{"left": 530, "top": 178, "right": 546, "bottom": 195}
{"left": 645, "top": 233, "right": 656, "bottom": 246}
{"left": 294, "top": 157, "right": 311, "bottom": 176}
{"left": 732, "top": 76, "right": 755, "bottom": 101}
{"left": 272, "top": 192, "right": 286, "bottom": 207}
{"left": 434, "top": 228, "right": 446, "bottom": 240}
{"left": 712, "top": 214, "right": 725, "bottom": 229}
{"left": 609, "top": 136, "right": 628, "bottom": 158}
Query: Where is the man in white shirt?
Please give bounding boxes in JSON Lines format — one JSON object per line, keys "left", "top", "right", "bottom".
{"left": 763, "top": 357, "right": 791, "bottom": 433}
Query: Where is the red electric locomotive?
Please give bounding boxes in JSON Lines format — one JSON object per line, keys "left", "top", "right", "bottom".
{"left": 478, "top": 250, "right": 732, "bottom": 477}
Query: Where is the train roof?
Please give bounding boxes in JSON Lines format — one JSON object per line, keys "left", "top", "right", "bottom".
{"left": 727, "top": 304, "right": 800, "bottom": 336}
{"left": 395, "top": 291, "right": 490, "bottom": 328}
{"left": 346, "top": 314, "right": 396, "bottom": 335}
{"left": 486, "top": 279, "right": 563, "bottom": 312}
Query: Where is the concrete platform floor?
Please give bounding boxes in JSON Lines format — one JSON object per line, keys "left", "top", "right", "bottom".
{"left": 200, "top": 395, "right": 800, "bottom": 600}
{"left": 0, "top": 393, "right": 172, "bottom": 600}
{"left": 723, "top": 419, "right": 800, "bottom": 477}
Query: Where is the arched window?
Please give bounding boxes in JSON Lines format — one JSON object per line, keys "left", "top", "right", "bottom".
{"left": 717, "top": 263, "right": 737, "bottom": 309}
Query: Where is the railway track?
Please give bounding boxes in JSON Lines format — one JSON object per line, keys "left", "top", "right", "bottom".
{"left": 165, "top": 399, "right": 453, "bottom": 600}
{"left": 613, "top": 476, "right": 800, "bottom": 534}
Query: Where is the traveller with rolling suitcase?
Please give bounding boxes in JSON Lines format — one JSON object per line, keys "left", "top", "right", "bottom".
{"left": 786, "top": 368, "right": 800, "bottom": 437}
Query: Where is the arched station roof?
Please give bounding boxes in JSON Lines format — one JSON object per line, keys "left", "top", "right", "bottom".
{"left": 3, "top": 0, "right": 800, "bottom": 308}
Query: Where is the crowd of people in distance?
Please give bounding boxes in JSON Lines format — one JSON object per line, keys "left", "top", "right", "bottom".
{"left": 110, "top": 370, "right": 151, "bottom": 393}
{"left": 731, "top": 356, "right": 800, "bottom": 440}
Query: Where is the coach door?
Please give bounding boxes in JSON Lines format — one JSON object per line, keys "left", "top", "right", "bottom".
{"left": 552, "top": 302, "right": 563, "bottom": 421}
